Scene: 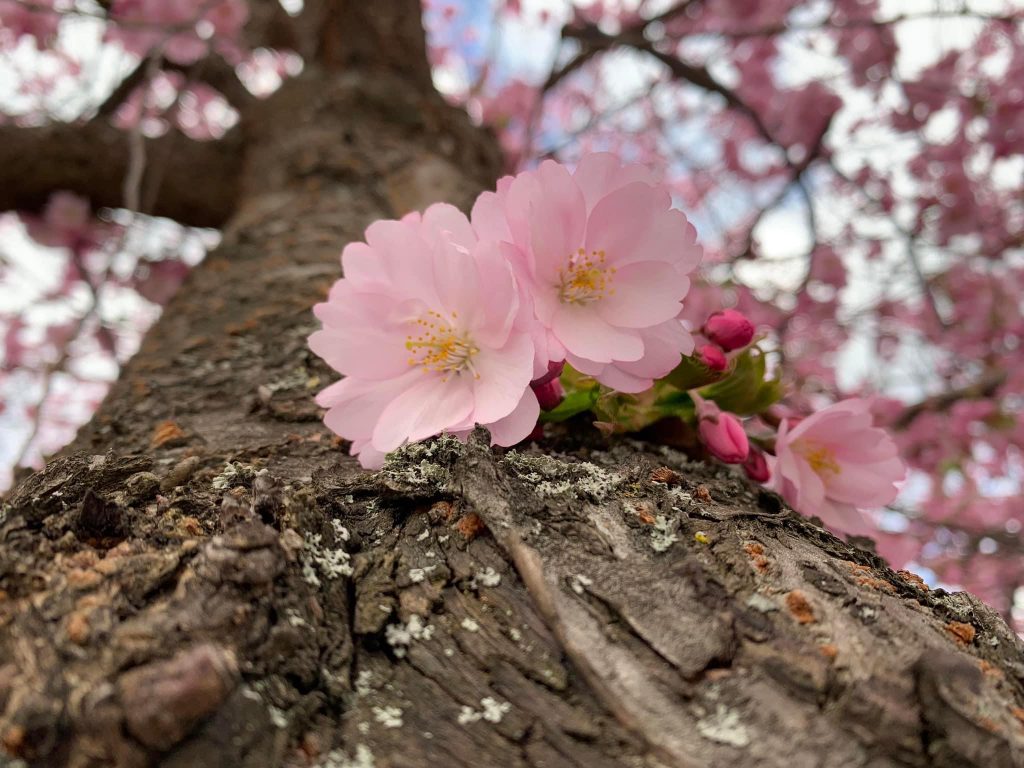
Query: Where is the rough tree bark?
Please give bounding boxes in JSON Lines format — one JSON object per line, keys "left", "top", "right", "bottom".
{"left": 3, "top": 3, "right": 1024, "bottom": 767}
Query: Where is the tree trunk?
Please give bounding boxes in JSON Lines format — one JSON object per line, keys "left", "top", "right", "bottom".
{"left": 3, "top": 5, "right": 1024, "bottom": 768}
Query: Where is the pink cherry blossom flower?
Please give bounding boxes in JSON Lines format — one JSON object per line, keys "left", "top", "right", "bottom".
{"left": 471, "top": 153, "right": 701, "bottom": 393}
{"left": 695, "top": 395, "right": 749, "bottom": 464}
{"left": 771, "top": 399, "right": 906, "bottom": 535}
{"left": 310, "top": 204, "right": 538, "bottom": 468}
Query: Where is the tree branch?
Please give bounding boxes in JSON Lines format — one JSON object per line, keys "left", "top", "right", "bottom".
{"left": 894, "top": 369, "right": 1009, "bottom": 429}
{"left": 0, "top": 120, "right": 243, "bottom": 228}
{"left": 95, "top": 53, "right": 255, "bottom": 119}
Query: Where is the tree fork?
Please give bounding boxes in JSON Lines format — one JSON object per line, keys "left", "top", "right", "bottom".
{"left": 2, "top": 3, "right": 1024, "bottom": 767}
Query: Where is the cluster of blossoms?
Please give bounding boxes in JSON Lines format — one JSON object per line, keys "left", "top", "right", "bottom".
{"left": 311, "top": 154, "right": 700, "bottom": 467}
{"left": 311, "top": 154, "right": 905, "bottom": 536}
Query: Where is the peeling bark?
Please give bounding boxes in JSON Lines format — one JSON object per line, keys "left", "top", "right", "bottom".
{"left": 3, "top": 2, "right": 1024, "bottom": 767}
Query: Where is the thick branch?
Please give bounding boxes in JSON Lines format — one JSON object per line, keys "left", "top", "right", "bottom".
{"left": 0, "top": 120, "right": 242, "bottom": 228}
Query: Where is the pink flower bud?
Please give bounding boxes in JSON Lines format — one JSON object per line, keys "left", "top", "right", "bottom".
{"left": 532, "top": 377, "right": 565, "bottom": 410}
{"left": 699, "top": 344, "right": 728, "bottom": 371}
{"left": 704, "top": 309, "right": 754, "bottom": 352}
{"left": 698, "top": 410, "right": 749, "bottom": 464}
{"left": 531, "top": 360, "right": 565, "bottom": 388}
{"left": 743, "top": 447, "right": 771, "bottom": 483}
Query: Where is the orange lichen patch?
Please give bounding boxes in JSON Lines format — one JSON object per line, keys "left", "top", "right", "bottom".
{"left": 743, "top": 542, "right": 770, "bottom": 572}
{"left": 66, "top": 568, "right": 102, "bottom": 590}
{"left": 855, "top": 575, "right": 896, "bottom": 594}
{"left": 979, "top": 660, "right": 1004, "bottom": 681}
{"left": 225, "top": 307, "right": 277, "bottom": 335}
{"left": 1011, "top": 707, "right": 1024, "bottom": 727}
{"left": 430, "top": 500, "right": 456, "bottom": 522}
{"left": 177, "top": 516, "right": 204, "bottom": 537}
{"left": 182, "top": 335, "right": 209, "bottom": 351}
{"left": 843, "top": 561, "right": 873, "bottom": 575}
{"left": 945, "top": 621, "right": 976, "bottom": 646}
{"left": 978, "top": 717, "right": 1001, "bottom": 735}
{"left": 455, "top": 512, "right": 486, "bottom": 541}
{"left": 628, "top": 501, "right": 657, "bottom": 525}
{"left": 66, "top": 611, "right": 91, "bottom": 645}
{"left": 785, "top": 590, "right": 816, "bottom": 624}
{"left": 2, "top": 724, "right": 26, "bottom": 756}
{"left": 819, "top": 643, "right": 839, "bottom": 661}
{"left": 151, "top": 420, "right": 187, "bottom": 448}
{"left": 649, "top": 467, "right": 682, "bottom": 486}
{"left": 64, "top": 550, "right": 99, "bottom": 569}
{"left": 695, "top": 485, "right": 712, "bottom": 503}
{"left": 897, "top": 569, "right": 928, "bottom": 590}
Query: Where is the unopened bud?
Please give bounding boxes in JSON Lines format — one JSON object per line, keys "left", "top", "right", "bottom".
{"left": 704, "top": 309, "right": 754, "bottom": 352}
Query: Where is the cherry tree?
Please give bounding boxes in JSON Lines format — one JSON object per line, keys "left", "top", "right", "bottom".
{"left": 5, "top": 0, "right": 1019, "bottom": 624}
{"left": 2, "top": 1, "right": 1024, "bottom": 765}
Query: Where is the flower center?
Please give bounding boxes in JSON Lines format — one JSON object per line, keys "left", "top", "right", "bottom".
{"left": 798, "top": 442, "right": 841, "bottom": 477}
{"left": 405, "top": 310, "right": 479, "bottom": 379}
{"left": 558, "top": 248, "right": 616, "bottom": 304}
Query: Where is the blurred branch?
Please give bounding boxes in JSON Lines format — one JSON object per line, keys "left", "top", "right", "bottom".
{"left": 894, "top": 369, "right": 1008, "bottom": 430}
{"left": 95, "top": 53, "right": 255, "bottom": 119}
{"left": 0, "top": 120, "right": 242, "bottom": 227}
{"left": 686, "top": 9, "right": 1023, "bottom": 39}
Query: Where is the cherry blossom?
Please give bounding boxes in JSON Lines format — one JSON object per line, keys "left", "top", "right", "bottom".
{"left": 310, "top": 204, "right": 539, "bottom": 468}
{"left": 471, "top": 153, "right": 701, "bottom": 393}
{"left": 771, "top": 399, "right": 906, "bottom": 535}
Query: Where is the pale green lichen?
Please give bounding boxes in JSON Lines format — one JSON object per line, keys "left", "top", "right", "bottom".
{"left": 471, "top": 567, "right": 502, "bottom": 588}
{"left": 380, "top": 435, "right": 465, "bottom": 488}
{"left": 301, "top": 520, "right": 353, "bottom": 586}
{"left": 386, "top": 614, "right": 435, "bottom": 657}
{"left": 570, "top": 573, "right": 594, "bottom": 595}
{"left": 372, "top": 705, "right": 404, "bottom": 728}
{"left": 319, "top": 745, "right": 376, "bottom": 768}
{"left": 502, "top": 451, "right": 624, "bottom": 501}
{"left": 355, "top": 669, "right": 374, "bottom": 697}
{"left": 458, "top": 697, "right": 512, "bottom": 725}
{"left": 211, "top": 461, "right": 259, "bottom": 491}
{"left": 408, "top": 564, "right": 437, "bottom": 583}
{"left": 696, "top": 703, "right": 750, "bottom": 747}
{"left": 651, "top": 515, "right": 679, "bottom": 553}
{"left": 265, "top": 366, "right": 317, "bottom": 395}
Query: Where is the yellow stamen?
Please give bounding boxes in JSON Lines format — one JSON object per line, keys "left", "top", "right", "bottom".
{"left": 558, "top": 248, "right": 616, "bottom": 304}
{"left": 799, "top": 442, "right": 841, "bottom": 477}
{"left": 405, "top": 310, "right": 479, "bottom": 379}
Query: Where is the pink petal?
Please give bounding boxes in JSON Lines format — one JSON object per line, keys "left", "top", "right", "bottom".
{"left": 320, "top": 372, "right": 419, "bottom": 441}
{"left": 486, "top": 388, "right": 540, "bottom": 446}
{"left": 471, "top": 332, "right": 535, "bottom": 424}
{"left": 520, "top": 161, "right": 587, "bottom": 283}
{"left": 308, "top": 327, "right": 411, "bottom": 379}
{"left": 422, "top": 203, "right": 477, "bottom": 250}
{"left": 572, "top": 152, "right": 655, "bottom": 210}
{"left": 470, "top": 188, "right": 513, "bottom": 243}
{"left": 551, "top": 304, "right": 643, "bottom": 363}
{"left": 372, "top": 374, "right": 475, "bottom": 452}
{"left": 596, "top": 260, "right": 688, "bottom": 328}
{"left": 585, "top": 186, "right": 702, "bottom": 275}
